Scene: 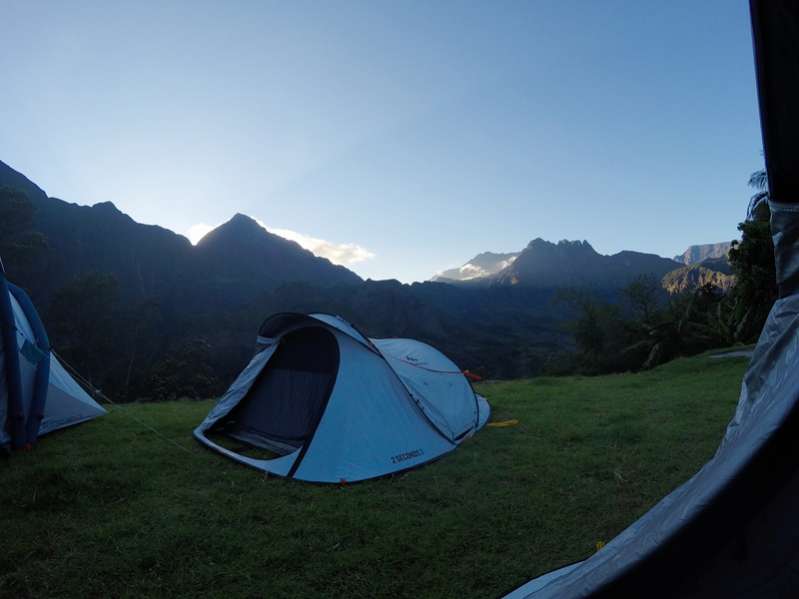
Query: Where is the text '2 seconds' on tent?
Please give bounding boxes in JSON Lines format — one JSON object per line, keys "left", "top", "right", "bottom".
{"left": 1, "top": 262, "right": 106, "bottom": 450}
{"left": 194, "top": 313, "right": 490, "bottom": 483}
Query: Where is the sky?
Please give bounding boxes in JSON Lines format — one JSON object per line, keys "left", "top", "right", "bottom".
{"left": 0, "top": 1, "right": 763, "bottom": 283}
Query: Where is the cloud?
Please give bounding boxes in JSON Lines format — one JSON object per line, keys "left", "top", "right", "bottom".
{"left": 497, "top": 256, "right": 517, "bottom": 270}
{"left": 458, "top": 263, "right": 489, "bottom": 279}
{"left": 185, "top": 221, "right": 375, "bottom": 266}
{"left": 268, "top": 226, "right": 375, "bottom": 266}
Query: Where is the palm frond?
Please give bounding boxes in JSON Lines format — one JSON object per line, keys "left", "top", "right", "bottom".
{"left": 748, "top": 169, "right": 769, "bottom": 191}
{"left": 747, "top": 191, "right": 770, "bottom": 221}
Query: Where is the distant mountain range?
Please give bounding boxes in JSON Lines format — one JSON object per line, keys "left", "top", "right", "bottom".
{"left": 0, "top": 160, "right": 360, "bottom": 309}
{"left": 434, "top": 239, "right": 704, "bottom": 290}
{"left": 0, "top": 158, "right": 737, "bottom": 389}
{"left": 432, "top": 252, "right": 520, "bottom": 282}
{"left": 492, "top": 239, "right": 681, "bottom": 288}
{"left": 0, "top": 159, "right": 576, "bottom": 386}
{"left": 662, "top": 257, "right": 735, "bottom": 294}
{"left": 3, "top": 155, "right": 732, "bottom": 299}
{"left": 432, "top": 239, "right": 734, "bottom": 292}
{"left": 674, "top": 242, "right": 733, "bottom": 265}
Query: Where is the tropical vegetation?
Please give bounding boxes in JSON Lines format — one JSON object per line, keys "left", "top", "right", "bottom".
{"left": 561, "top": 168, "right": 775, "bottom": 375}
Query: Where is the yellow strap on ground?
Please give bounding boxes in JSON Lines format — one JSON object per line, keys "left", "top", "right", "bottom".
{"left": 486, "top": 419, "right": 519, "bottom": 428}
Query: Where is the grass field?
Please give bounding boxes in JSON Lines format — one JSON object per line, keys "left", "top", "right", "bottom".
{"left": 1, "top": 352, "right": 749, "bottom": 598}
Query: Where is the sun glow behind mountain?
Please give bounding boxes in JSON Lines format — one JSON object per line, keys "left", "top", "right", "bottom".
{"left": 186, "top": 221, "right": 374, "bottom": 267}
{"left": 186, "top": 223, "right": 216, "bottom": 245}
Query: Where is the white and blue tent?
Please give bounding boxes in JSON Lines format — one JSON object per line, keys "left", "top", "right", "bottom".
{"left": 194, "top": 312, "right": 490, "bottom": 483}
{"left": 0, "top": 261, "right": 106, "bottom": 450}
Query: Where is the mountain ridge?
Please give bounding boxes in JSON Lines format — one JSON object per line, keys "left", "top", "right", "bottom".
{"left": 493, "top": 238, "right": 682, "bottom": 288}
{"left": 440, "top": 239, "right": 684, "bottom": 289}
{"left": 674, "top": 242, "right": 733, "bottom": 265}
{"left": 436, "top": 239, "right": 737, "bottom": 293}
{"left": 432, "top": 251, "right": 520, "bottom": 282}
{"left": 0, "top": 159, "right": 361, "bottom": 306}
{"left": 0, "top": 158, "right": 739, "bottom": 393}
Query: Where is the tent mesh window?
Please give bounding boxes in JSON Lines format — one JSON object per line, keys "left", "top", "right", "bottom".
{"left": 215, "top": 327, "right": 339, "bottom": 455}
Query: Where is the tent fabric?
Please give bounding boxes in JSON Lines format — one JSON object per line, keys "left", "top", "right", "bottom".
{"left": 221, "top": 327, "right": 339, "bottom": 453}
{"left": 0, "top": 346, "right": 7, "bottom": 448}
{"left": 373, "top": 338, "right": 480, "bottom": 441}
{"left": 290, "top": 331, "right": 457, "bottom": 482}
{"left": 9, "top": 290, "right": 49, "bottom": 444}
{"left": 195, "top": 313, "right": 490, "bottom": 482}
{"left": 0, "top": 271, "right": 105, "bottom": 450}
{"left": 504, "top": 200, "right": 799, "bottom": 598}
{"left": 0, "top": 273, "right": 24, "bottom": 446}
{"left": 39, "top": 354, "right": 108, "bottom": 436}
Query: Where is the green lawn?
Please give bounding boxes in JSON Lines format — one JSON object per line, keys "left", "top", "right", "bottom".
{"left": 1, "top": 353, "right": 748, "bottom": 598}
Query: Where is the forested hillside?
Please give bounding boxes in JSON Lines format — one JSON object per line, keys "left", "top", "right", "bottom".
{"left": 0, "top": 159, "right": 766, "bottom": 399}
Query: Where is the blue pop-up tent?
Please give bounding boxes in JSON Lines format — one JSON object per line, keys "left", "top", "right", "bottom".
{"left": 195, "top": 312, "right": 490, "bottom": 483}
{"left": 0, "top": 260, "right": 105, "bottom": 450}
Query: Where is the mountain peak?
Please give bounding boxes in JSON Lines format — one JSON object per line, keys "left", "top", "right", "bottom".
{"left": 431, "top": 250, "right": 520, "bottom": 282}
{"left": 195, "top": 213, "right": 268, "bottom": 247}
{"left": 561, "top": 239, "right": 592, "bottom": 248}
{"left": 0, "top": 159, "right": 48, "bottom": 203}
{"left": 225, "top": 212, "right": 264, "bottom": 231}
{"left": 526, "top": 237, "right": 549, "bottom": 249}
{"left": 495, "top": 237, "right": 678, "bottom": 288}
{"left": 229, "top": 212, "right": 260, "bottom": 225}
{"left": 192, "top": 211, "right": 362, "bottom": 286}
{"left": 91, "top": 201, "right": 122, "bottom": 213}
{"left": 524, "top": 238, "right": 597, "bottom": 254}
{"left": 675, "top": 242, "right": 733, "bottom": 265}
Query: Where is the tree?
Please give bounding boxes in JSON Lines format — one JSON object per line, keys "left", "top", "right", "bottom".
{"left": 558, "top": 289, "right": 628, "bottom": 373}
{"left": 623, "top": 275, "right": 662, "bottom": 323}
{"left": 727, "top": 218, "right": 776, "bottom": 341}
{"left": 747, "top": 169, "right": 770, "bottom": 221}
{"left": 0, "top": 187, "right": 35, "bottom": 235}
{"left": 0, "top": 187, "right": 47, "bottom": 276}
{"left": 47, "top": 273, "right": 120, "bottom": 385}
{"left": 120, "top": 299, "right": 165, "bottom": 400}
{"left": 726, "top": 167, "right": 777, "bottom": 341}
{"left": 147, "top": 338, "right": 220, "bottom": 401}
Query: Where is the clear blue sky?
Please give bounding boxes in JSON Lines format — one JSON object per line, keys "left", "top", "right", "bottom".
{"left": 0, "top": 1, "right": 763, "bottom": 282}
